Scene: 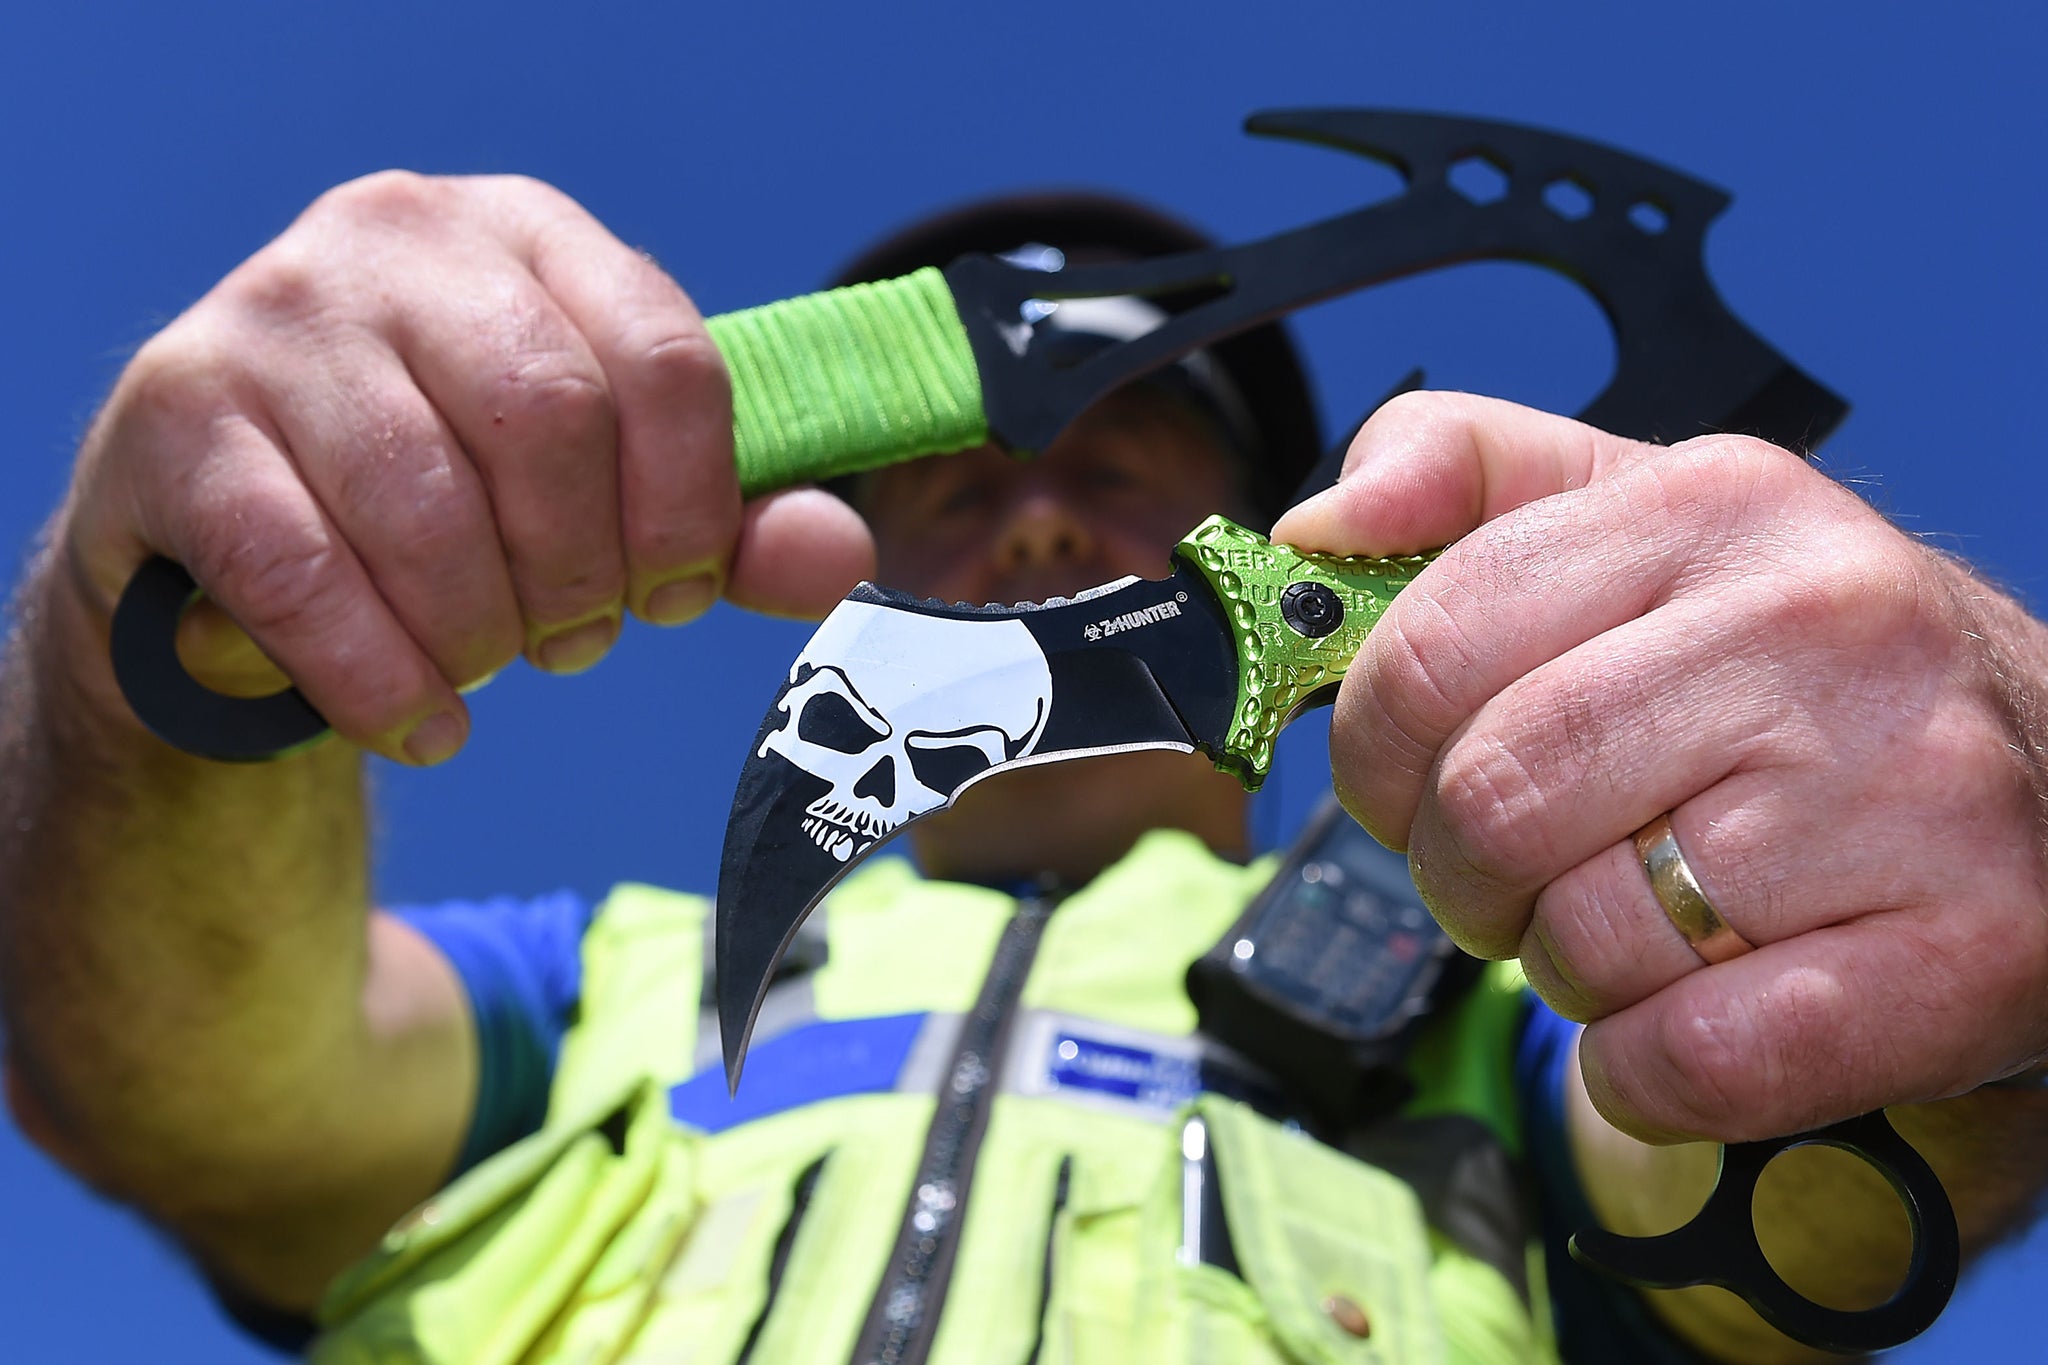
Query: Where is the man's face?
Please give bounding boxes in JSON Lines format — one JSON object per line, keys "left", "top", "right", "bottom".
{"left": 862, "top": 386, "right": 1250, "bottom": 604}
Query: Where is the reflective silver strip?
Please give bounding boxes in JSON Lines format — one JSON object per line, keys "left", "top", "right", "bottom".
{"left": 894, "top": 1013, "right": 966, "bottom": 1095}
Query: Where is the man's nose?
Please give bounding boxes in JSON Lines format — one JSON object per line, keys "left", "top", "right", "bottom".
{"left": 993, "top": 491, "right": 1096, "bottom": 572}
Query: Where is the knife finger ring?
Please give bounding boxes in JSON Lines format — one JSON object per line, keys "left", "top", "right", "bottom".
{"left": 1633, "top": 813, "right": 1755, "bottom": 965}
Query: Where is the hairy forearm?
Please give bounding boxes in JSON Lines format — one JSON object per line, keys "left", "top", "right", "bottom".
{"left": 0, "top": 519, "right": 378, "bottom": 1205}
{"left": 1569, "top": 1047, "right": 2048, "bottom": 1364}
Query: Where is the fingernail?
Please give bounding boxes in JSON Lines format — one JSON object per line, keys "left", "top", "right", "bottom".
{"left": 644, "top": 573, "right": 718, "bottom": 626}
{"left": 535, "top": 616, "right": 619, "bottom": 675}
{"left": 403, "top": 712, "right": 465, "bottom": 766}
{"left": 1270, "top": 488, "right": 1335, "bottom": 540}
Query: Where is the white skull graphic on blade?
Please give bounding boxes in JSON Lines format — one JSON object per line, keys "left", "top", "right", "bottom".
{"left": 759, "top": 601, "right": 1054, "bottom": 862}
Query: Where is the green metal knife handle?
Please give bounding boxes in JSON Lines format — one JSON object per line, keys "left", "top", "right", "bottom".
{"left": 705, "top": 267, "right": 990, "bottom": 498}
{"left": 1175, "top": 515, "right": 1435, "bottom": 789}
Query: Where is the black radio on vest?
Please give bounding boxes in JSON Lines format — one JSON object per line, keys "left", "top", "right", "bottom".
{"left": 1187, "top": 795, "right": 1485, "bottom": 1131}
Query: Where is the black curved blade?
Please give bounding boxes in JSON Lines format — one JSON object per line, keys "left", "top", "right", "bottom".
{"left": 715, "top": 570, "right": 1238, "bottom": 1090}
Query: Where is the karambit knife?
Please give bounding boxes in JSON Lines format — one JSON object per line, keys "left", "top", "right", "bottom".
{"left": 111, "top": 107, "right": 1956, "bottom": 1352}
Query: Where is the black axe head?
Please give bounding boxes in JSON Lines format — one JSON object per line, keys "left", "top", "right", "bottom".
{"left": 1244, "top": 107, "right": 1848, "bottom": 454}
{"left": 950, "top": 107, "right": 1846, "bottom": 477}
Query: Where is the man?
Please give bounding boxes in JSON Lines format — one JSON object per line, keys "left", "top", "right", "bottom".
{"left": 2, "top": 171, "right": 2045, "bottom": 1363}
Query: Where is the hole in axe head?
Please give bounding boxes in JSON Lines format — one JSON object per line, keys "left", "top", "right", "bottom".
{"left": 1628, "top": 200, "right": 1670, "bottom": 235}
{"left": 1542, "top": 176, "right": 1595, "bottom": 221}
{"left": 1448, "top": 153, "right": 1510, "bottom": 205}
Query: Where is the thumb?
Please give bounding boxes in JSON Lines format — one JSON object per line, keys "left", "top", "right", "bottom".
{"left": 1271, "top": 391, "right": 1648, "bottom": 556}
{"left": 724, "top": 486, "right": 877, "bottom": 620}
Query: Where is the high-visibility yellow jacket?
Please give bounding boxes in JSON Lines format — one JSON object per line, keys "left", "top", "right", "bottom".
{"left": 310, "top": 830, "right": 1551, "bottom": 1365}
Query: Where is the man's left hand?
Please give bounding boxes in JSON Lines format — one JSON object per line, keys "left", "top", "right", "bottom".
{"left": 1273, "top": 392, "right": 2048, "bottom": 1144}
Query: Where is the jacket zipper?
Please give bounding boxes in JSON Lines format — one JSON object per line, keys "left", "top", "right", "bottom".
{"left": 849, "top": 895, "right": 1058, "bottom": 1365}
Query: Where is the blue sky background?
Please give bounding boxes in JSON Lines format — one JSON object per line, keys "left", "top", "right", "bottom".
{"left": 3, "top": 1, "right": 2044, "bottom": 1358}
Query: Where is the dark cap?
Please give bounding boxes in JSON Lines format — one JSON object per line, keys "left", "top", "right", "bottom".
{"left": 830, "top": 191, "right": 1323, "bottom": 526}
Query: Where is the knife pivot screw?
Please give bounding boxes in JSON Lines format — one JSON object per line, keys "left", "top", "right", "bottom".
{"left": 1281, "top": 582, "right": 1343, "bottom": 638}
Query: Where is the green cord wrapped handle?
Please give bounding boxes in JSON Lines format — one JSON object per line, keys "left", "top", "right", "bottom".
{"left": 706, "top": 266, "right": 989, "bottom": 498}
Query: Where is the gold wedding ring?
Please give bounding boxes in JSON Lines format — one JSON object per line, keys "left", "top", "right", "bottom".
{"left": 1633, "top": 813, "right": 1756, "bottom": 965}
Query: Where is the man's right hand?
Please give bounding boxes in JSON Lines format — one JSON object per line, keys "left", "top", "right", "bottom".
{"left": 62, "top": 171, "right": 874, "bottom": 763}
{"left": 2, "top": 173, "right": 879, "bottom": 1313}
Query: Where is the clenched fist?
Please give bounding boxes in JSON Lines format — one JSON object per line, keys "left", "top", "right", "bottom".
{"left": 59, "top": 172, "right": 873, "bottom": 765}
{"left": 1276, "top": 392, "right": 2048, "bottom": 1145}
